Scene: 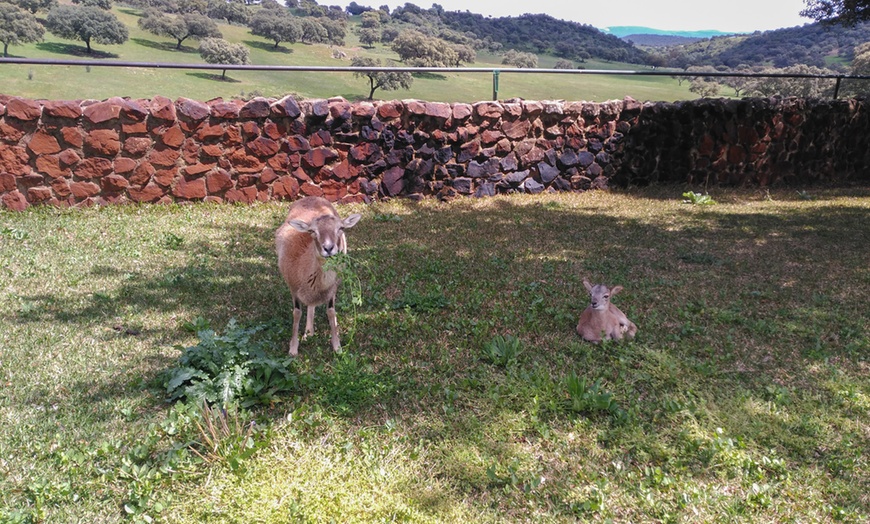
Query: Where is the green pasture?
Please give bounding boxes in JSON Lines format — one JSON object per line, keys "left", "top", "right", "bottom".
{"left": 0, "top": 8, "right": 703, "bottom": 103}
{"left": 1, "top": 187, "right": 868, "bottom": 523}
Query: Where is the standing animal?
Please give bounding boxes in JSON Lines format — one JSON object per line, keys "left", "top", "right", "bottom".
{"left": 576, "top": 279, "right": 638, "bottom": 343}
{"left": 275, "top": 197, "right": 361, "bottom": 355}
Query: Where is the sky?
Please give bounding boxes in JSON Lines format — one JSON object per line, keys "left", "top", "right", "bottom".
{"left": 363, "top": 0, "right": 813, "bottom": 33}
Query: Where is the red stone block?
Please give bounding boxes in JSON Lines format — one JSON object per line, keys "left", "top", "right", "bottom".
{"left": 286, "top": 136, "right": 310, "bottom": 152}
{"left": 452, "top": 103, "right": 472, "bottom": 120}
{"left": 267, "top": 152, "right": 291, "bottom": 172}
{"left": 101, "top": 174, "right": 129, "bottom": 192}
{"left": 28, "top": 130, "right": 62, "bottom": 155}
{"left": 60, "top": 148, "right": 80, "bottom": 165}
{"left": 227, "top": 148, "right": 264, "bottom": 173}
{"left": 211, "top": 102, "right": 241, "bottom": 119}
{"left": 263, "top": 121, "right": 283, "bottom": 140}
{"left": 377, "top": 101, "right": 402, "bottom": 119}
{"left": 122, "top": 120, "right": 148, "bottom": 135}
{"left": 259, "top": 167, "right": 278, "bottom": 185}
{"left": 6, "top": 98, "right": 42, "bottom": 120}
{"left": 27, "top": 185, "right": 52, "bottom": 203}
{"left": 176, "top": 97, "right": 210, "bottom": 121}
{"left": 50, "top": 178, "right": 71, "bottom": 197}
{"left": 172, "top": 177, "right": 207, "bottom": 200}
{"left": 424, "top": 102, "right": 452, "bottom": 120}
{"left": 225, "top": 186, "right": 257, "bottom": 203}
{"left": 36, "top": 155, "right": 68, "bottom": 179}
{"left": 183, "top": 163, "right": 215, "bottom": 177}
{"left": 270, "top": 95, "right": 301, "bottom": 119}
{"left": 300, "top": 181, "right": 322, "bottom": 197}
{"left": 153, "top": 167, "right": 178, "bottom": 187}
{"left": 240, "top": 98, "right": 271, "bottom": 119}
{"left": 130, "top": 161, "right": 155, "bottom": 185}
{"left": 43, "top": 100, "right": 83, "bottom": 119}
{"left": 150, "top": 96, "right": 176, "bottom": 121}
{"left": 114, "top": 157, "right": 136, "bottom": 174}
{"left": 195, "top": 123, "right": 224, "bottom": 140}
{"left": 241, "top": 121, "right": 260, "bottom": 136}
{"left": 60, "top": 127, "right": 84, "bottom": 148}
{"left": 0, "top": 173, "right": 16, "bottom": 192}
{"left": 123, "top": 137, "right": 152, "bottom": 156}
{"left": 272, "top": 175, "right": 299, "bottom": 200}
{"left": 201, "top": 144, "right": 223, "bottom": 158}
{"left": 247, "top": 136, "right": 280, "bottom": 157}
{"left": 74, "top": 157, "right": 113, "bottom": 179}
{"left": 321, "top": 179, "right": 347, "bottom": 202}
{"left": 148, "top": 146, "right": 181, "bottom": 167}
{"left": 474, "top": 101, "right": 504, "bottom": 119}
{"left": 85, "top": 129, "right": 121, "bottom": 156}
{"left": 0, "top": 146, "right": 30, "bottom": 175}
{"left": 70, "top": 181, "right": 101, "bottom": 198}
{"left": 160, "top": 125, "right": 186, "bottom": 148}
{"left": 502, "top": 119, "right": 531, "bottom": 140}
{"left": 129, "top": 182, "right": 164, "bottom": 203}
{"left": 206, "top": 169, "right": 233, "bottom": 193}
{"left": 332, "top": 159, "right": 359, "bottom": 180}
{"left": 1, "top": 190, "right": 28, "bottom": 211}
{"left": 83, "top": 99, "right": 123, "bottom": 124}
{"left": 0, "top": 120, "right": 28, "bottom": 142}
{"left": 302, "top": 147, "right": 338, "bottom": 168}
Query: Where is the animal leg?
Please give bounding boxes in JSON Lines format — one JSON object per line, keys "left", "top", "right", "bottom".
{"left": 303, "top": 304, "right": 315, "bottom": 339}
{"left": 289, "top": 298, "right": 302, "bottom": 356}
{"left": 327, "top": 296, "right": 341, "bottom": 352}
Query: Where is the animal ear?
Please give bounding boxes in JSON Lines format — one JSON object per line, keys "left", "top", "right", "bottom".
{"left": 342, "top": 213, "right": 362, "bottom": 229}
{"left": 287, "top": 219, "right": 312, "bottom": 233}
{"left": 583, "top": 279, "right": 593, "bottom": 292}
{"left": 610, "top": 285, "right": 624, "bottom": 295}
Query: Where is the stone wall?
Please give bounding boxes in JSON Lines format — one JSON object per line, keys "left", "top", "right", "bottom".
{"left": 1, "top": 93, "right": 867, "bottom": 210}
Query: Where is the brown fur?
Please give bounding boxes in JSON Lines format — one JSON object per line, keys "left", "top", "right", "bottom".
{"left": 576, "top": 279, "right": 638, "bottom": 343}
{"left": 275, "top": 197, "right": 361, "bottom": 355}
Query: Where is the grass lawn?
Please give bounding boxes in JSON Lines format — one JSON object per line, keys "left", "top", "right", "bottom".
{"left": 1, "top": 186, "right": 868, "bottom": 523}
{"left": 0, "top": 8, "right": 704, "bottom": 103}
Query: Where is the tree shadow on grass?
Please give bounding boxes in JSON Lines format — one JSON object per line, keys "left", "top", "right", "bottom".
{"left": 118, "top": 7, "right": 144, "bottom": 17}
{"left": 244, "top": 40, "right": 294, "bottom": 54}
{"left": 131, "top": 37, "right": 198, "bottom": 54}
{"left": 186, "top": 71, "right": 243, "bottom": 83}
{"left": 35, "top": 42, "right": 119, "bottom": 59}
{"left": 412, "top": 71, "right": 448, "bottom": 81}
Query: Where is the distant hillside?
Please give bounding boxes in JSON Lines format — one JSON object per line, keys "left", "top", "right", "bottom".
{"left": 677, "top": 22, "right": 870, "bottom": 69}
{"left": 438, "top": 12, "right": 651, "bottom": 65}
{"left": 604, "top": 26, "right": 736, "bottom": 39}
{"left": 623, "top": 34, "right": 705, "bottom": 47}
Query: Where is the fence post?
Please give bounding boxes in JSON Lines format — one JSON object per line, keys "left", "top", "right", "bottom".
{"left": 492, "top": 70, "right": 500, "bottom": 101}
{"left": 833, "top": 76, "right": 843, "bottom": 99}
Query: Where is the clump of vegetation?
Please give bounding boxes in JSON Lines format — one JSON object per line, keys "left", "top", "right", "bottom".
{"left": 682, "top": 191, "right": 717, "bottom": 205}
{"left": 480, "top": 334, "right": 524, "bottom": 367}
{"left": 164, "top": 318, "right": 298, "bottom": 407}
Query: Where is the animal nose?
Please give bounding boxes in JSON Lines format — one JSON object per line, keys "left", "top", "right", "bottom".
{"left": 322, "top": 241, "right": 336, "bottom": 256}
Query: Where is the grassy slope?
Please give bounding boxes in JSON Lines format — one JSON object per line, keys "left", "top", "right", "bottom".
{"left": 1, "top": 187, "right": 868, "bottom": 522}
{"left": 0, "top": 7, "right": 702, "bottom": 103}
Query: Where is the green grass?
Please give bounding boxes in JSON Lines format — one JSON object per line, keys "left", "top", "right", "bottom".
{"left": 1, "top": 187, "right": 869, "bottom": 522}
{"left": 0, "top": 8, "right": 698, "bottom": 102}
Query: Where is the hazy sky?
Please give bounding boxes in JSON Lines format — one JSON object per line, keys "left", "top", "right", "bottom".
{"left": 365, "top": 0, "right": 813, "bottom": 33}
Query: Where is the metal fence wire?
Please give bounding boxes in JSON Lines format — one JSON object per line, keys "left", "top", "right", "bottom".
{"left": 1, "top": 57, "right": 869, "bottom": 100}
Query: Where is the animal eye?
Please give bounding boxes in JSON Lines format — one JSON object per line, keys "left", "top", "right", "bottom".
{"left": 604, "top": 294, "right": 609, "bottom": 299}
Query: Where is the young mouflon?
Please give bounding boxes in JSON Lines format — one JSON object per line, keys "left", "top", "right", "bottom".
{"left": 576, "top": 279, "right": 638, "bottom": 343}
{"left": 275, "top": 196, "right": 361, "bottom": 356}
